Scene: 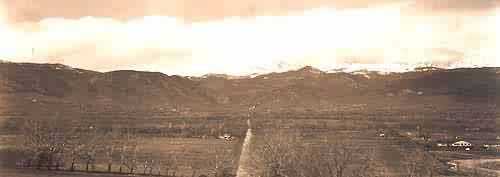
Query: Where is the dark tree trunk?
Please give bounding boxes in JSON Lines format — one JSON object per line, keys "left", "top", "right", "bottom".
{"left": 37, "top": 155, "right": 43, "bottom": 169}
{"left": 44, "top": 155, "right": 52, "bottom": 171}
{"left": 70, "top": 159, "right": 76, "bottom": 171}
{"left": 47, "top": 155, "right": 52, "bottom": 171}
{"left": 55, "top": 158, "right": 61, "bottom": 171}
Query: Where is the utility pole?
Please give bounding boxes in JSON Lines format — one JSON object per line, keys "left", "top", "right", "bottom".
{"left": 29, "top": 0, "right": 35, "bottom": 60}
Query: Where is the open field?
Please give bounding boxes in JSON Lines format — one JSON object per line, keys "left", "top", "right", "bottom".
{"left": 0, "top": 135, "right": 242, "bottom": 177}
{"left": 0, "top": 100, "right": 499, "bottom": 177}
{"left": 452, "top": 159, "right": 500, "bottom": 177}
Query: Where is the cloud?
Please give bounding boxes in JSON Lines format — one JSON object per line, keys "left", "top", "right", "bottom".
{"left": 411, "top": 0, "right": 498, "bottom": 12}
{"left": 0, "top": 1, "right": 498, "bottom": 76}
{"left": 4, "top": 0, "right": 498, "bottom": 23}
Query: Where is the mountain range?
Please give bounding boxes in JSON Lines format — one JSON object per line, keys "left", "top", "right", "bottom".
{"left": 0, "top": 62, "right": 499, "bottom": 122}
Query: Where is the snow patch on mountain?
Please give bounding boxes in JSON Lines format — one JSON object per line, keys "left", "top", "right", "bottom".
{"left": 351, "top": 71, "right": 371, "bottom": 79}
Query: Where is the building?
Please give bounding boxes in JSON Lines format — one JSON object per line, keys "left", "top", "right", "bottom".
{"left": 218, "top": 133, "right": 235, "bottom": 141}
{"left": 447, "top": 162, "right": 458, "bottom": 171}
{"left": 451, "top": 141, "right": 472, "bottom": 147}
{"left": 436, "top": 142, "right": 448, "bottom": 147}
{"left": 481, "top": 144, "right": 500, "bottom": 151}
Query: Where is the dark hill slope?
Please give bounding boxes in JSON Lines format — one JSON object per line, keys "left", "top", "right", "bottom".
{"left": 0, "top": 62, "right": 499, "bottom": 117}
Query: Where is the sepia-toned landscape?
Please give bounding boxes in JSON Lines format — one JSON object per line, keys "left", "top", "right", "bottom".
{"left": 0, "top": 0, "right": 500, "bottom": 177}
{"left": 0, "top": 62, "right": 499, "bottom": 177}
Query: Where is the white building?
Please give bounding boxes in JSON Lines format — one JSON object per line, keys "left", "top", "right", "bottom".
{"left": 451, "top": 141, "right": 472, "bottom": 147}
{"left": 437, "top": 143, "right": 448, "bottom": 147}
{"left": 218, "top": 133, "right": 234, "bottom": 141}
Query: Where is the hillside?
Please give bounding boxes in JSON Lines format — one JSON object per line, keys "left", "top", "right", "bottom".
{"left": 0, "top": 62, "right": 499, "bottom": 125}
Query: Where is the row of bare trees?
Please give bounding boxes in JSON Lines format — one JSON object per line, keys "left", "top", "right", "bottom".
{"left": 250, "top": 132, "right": 378, "bottom": 177}
{"left": 19, "top": 118, "right": 444, "bottom": 177}
{"left": 250, "top": 131, "right": 443, "bottom": 177}
{"left": 400, "top": 148, "right": 441, "bottom": 177}
{"left": 18, "top": 118, "right": 183, "bottom": 176}
{"left": 20, "top": 118, "right": 67, "bottom": 170}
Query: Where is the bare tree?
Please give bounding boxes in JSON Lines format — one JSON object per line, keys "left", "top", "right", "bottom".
{"left": 102, "top": 129, "right": 119, "bottom": 173}
{"left": 252, "top": 132, "right": 378, "bottom": 177}
{"left": 351, "top": 149, "right": 377, "bottom": 177}
{"left": 141, "top": 153, "right": 155, "bottom": 175}
{"left": 77, "top": 126, "right": 101, "bottom": 172}
{"left": 252, "top": 130, "right": 300, "bottom": 177}
{"left": 118, "top": 137, "right": 127, "bottom": 173}
{"left": 294, "top": 145, "right": 324, "bottom": 177}
{"left": 161, "top": 154, "right": 179, "bottom": 176}
{"left": 21, "top": 119, "right": 67, "bottom": 170}
{"left": 117, "top": 129, "right": 136, "bottom": 173}
{"left": 119, "top": 131, "right": 142, "bottom": 174}
{"left": 207, "top": 146, "right": 236, "bottom": 177}
{"left": 401, "top": 148, "right": 440, "bottom": 177}
{"left": 65, "top": 134, "right": 85, "bottom": 171}
{"left": 190, "top": 160, "right": 206, "bottom": 177}
{"left": 321, "top": 141, "right": 357, "bottom": 177}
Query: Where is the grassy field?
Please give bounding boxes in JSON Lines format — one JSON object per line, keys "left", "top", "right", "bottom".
{"left": 1, "top": 102, "right": 500, "bottom": 177}
{"left": 0, "top": 135, "right": 242, "bottom": 177}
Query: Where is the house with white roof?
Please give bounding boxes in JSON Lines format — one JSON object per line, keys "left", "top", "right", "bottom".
{"left": 451, "top": 140, "right": 472, "bottom": 147}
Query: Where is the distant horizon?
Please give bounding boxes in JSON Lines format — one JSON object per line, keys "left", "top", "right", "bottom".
{"left": 2, "top": 59, "right": 499, "bottom": 77}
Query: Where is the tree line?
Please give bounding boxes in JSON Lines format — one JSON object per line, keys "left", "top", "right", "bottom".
{"left": 17, "top": 118, "right": 235, "bottom": 177}
{"left": 18, "top": 118, "right": 468, "bottom": 177}
{"left": 249, "top": 130, "right": 445, "bottom": 177}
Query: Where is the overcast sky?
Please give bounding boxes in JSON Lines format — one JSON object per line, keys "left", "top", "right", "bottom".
{"left": 3, "top": 0, "right": 498, "bottom": 22}
{"left": 0, "top": 0, "right": 498, "bottom": 76}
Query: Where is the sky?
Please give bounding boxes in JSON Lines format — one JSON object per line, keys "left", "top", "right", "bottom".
{"left": 0, "top": 0, "right": 499, "bottom": 76}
